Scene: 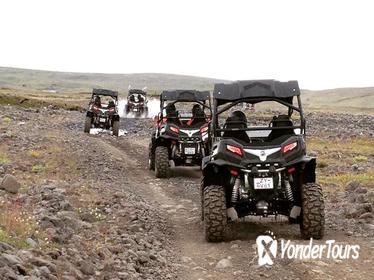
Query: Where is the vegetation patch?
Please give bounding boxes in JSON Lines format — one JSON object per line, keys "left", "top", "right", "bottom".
{"left": 354, "top": 155, "right": 368, "bottom": 162}
{"left": 0, "top": 200, "right": 45, "bottom": 249}
{"left": 319, "top": 172, "right": 374, "bottom": 188}
{"left": 308, "top": 137, "right": 374, "bottom": 156}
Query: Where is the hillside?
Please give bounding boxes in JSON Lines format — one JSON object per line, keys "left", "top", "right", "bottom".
{"left": 0, "top": 67, "right": 373, "bottom": 113}
{"left": 302, "top": 87, "right": 374, "bottom": 112}
{"left": 0, "top": 67, "right": 227, "bottom": 93}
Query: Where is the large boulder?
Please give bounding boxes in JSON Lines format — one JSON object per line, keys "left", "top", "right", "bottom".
{"left": 0, "top": 175, "right": 21, "bottom": 194}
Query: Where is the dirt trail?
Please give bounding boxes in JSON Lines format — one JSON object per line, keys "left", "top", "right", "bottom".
{"left": 1, "top": 107, "right": 373, "bottom": 280}
{"left": 100, "top": 134, "right": 374, "bottom": 280}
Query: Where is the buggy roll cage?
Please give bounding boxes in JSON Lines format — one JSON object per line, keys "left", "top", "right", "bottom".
{"left": 128, "top": 89, "right": 147, "bottom": 97}
{"left": 92, "top": 88, "right": 118, "bottom": 99}
{"left": 159, "top": 90, "right": 212, "bottom": 119}
{"left": 211, "top": 80, "right": 305, "bottom": 137}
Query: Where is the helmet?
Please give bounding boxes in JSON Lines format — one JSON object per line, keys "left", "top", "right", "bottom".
{"left": 230, "top": 110, "right": 247, "bottom": 123}
{"left": 165, "top": 103, "right": 176, "bottom": 115}
{"left": 94, "top": 96, "right": 101, "bottom": 105}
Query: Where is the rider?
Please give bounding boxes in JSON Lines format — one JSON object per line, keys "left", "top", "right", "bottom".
{"left": 107, "top": 99, "right": 115, "bottom": 108}
{"left": 187, "top": 104, "right": 206, "bottom": 126}
{"left": 163, "top": 103, "right": 180, "bottom": 124}
{"left": 94, "top": 96, "right": 101, "bottom": 107}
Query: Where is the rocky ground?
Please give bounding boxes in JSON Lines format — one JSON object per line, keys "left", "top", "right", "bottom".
{"left": 0, "top": 105, "right": 373, "bottom": 280}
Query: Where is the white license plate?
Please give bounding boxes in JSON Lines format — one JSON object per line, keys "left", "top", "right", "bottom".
{"left": 99, "top": 118, "right": 106, "bottom": 122}
{"left": 133, "top": 108, "right": 138, "bottom": 111}
{"left": 254, "top": 178, "right": 273, "bottom": 189}
{"left": 184, "top": 147, "right": 196, "bottom": 155}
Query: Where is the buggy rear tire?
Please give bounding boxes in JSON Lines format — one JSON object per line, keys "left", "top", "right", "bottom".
{"left": 300, "top": 183, "right": 325, "bottom": 239}
{"left": 112, "top": 120, "right": 119, "bottom": 137}
{"left": 148, "top": 142, "right": 155, "bottom": 170}
{"left": 84, "top": 116, "right": 92, "bottom": 133}
{"left": 155, "top": 146, "right": 169, "bottom": 178}
{"left": 203, "top": 185, "right": 227, "bottom": 242}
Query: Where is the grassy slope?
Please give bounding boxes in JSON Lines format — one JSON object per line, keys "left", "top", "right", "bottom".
{"left": 0, "top": 67, "right": 227, "bottom": 93}
{"left": 302, "top": 87, "right": 374, "bottom": 113}
{"left": 0, "top": 67, "right": 373, "bottom": 113}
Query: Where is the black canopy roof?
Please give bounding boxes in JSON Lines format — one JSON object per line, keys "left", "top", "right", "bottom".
{"left": 213, "top": 80, "right": 300, "bottom": 105}
{"left": 161, "top": 90, "right": 210, "bottom": 102}
{"left": 92, "top": 88, "right": 118, "bottom": 97}
{"left": 128, "top": 89, "right": 147, "bottom": 96}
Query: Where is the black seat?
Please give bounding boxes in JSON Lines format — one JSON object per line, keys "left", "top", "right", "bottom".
{"left": 268, "top": 115, "right": 295, "bottom": 140}
{"left": 190, "top": 109, "right": 207, "bottom": 127}
{"left": 166, "top": 111, "right": 180, "bottom": 125}
{"left": 222, "top": 116, "right": 250, "bottom": 143}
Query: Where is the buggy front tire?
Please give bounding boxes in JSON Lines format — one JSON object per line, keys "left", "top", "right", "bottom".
{"left": 112, "top": 120, "right": 120, "bottom": 137}
{"left": 300, "top": 183, "right": 325, "bottom": 239}
{"left": 203, "top": 185, "right": 227, "bottom": 242}
{"left": 155, "top": 146, "right": 169, "bottom": 178}
{"left": 84, "top": 116, "right": 92, "bottom": 133}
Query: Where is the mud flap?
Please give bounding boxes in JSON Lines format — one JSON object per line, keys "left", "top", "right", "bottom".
{"left": 290, "top": 206, "right": 301, "bottom": 219}
{"left": 227, "top": 207, "right": 238, "bottom": 221}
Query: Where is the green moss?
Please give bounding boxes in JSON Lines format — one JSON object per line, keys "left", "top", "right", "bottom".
{"left": 2, "top": 116, "right": 12, "bottom": 124}
{"left": 31, "top": 164, "right": 46, "bottom": 173}
{"left": 0, "top": 154, "right": 10, "bottom": 164}
{"left": 354, "top": 155, "right": 368, "bottom": 162}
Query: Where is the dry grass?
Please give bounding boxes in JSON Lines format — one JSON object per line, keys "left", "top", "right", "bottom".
{"left": 310, "top": 136, "right": 374, "bottom": 189}
{"left": 318, "top": 172, "right": 374, "bottom": 188}
{"left": 28, "top": 150, "right": 42, "bottom": 158}
{"left": 25, "top": 145, "right": 79, "bottom": 179}
{"left": 0, "top": 200, "right": 42, "bottom": 248}
{"left": 0, "top": 89, "right": 85, "bottom": 111}
{"left": 0, "top": 146, "right": 10, "bottom": 164}
{"left": 308, "top": 137, "right": 374, "bottom": 155}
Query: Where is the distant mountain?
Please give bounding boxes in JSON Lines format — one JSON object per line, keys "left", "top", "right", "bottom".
{"left": 302, "top": 87, "right": 374, "bottom": 111}
{"left": 0, "top": 67, "right": 227, "bottom": 93}
{"left": 0, "top": 67, "right": 373, "bottom": 113}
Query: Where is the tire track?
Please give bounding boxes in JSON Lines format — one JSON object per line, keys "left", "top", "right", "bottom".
{"left": 98, "top": 134, "right": 374, "bottom": 280}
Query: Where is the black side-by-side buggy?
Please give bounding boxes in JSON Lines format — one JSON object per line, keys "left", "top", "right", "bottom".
{"left": 125, "top": 88, "right": 148, "bottom": 117}
{"left": 84, "top": 88, "right": 120, "bottom": 136}
{"left": 201, "top": 80, "right": 325, "bottom": 241}
{"left": 148, "top": 90, "right": 212, "bottom": 177}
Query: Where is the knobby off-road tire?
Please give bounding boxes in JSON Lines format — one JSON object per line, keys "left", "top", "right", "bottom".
{"left": 155, "top": 146, "right": 169, "bottom": 178}
{"left": 300, "top": 183, "right": 325, "bottom": 239}
{"left": 112, "top": 120, "right": 120, "bottom": 137}
{"left": 148, "top": 142, "right": 155, "bottom": 170}
{"left": 84, "top": 116, "right": 92, "bottom": 133}
{"left": 200, "top": 179, "right": 205, "bottom": 221}
{"left": 203, "top": 185, "right": 227, "bottom": 242}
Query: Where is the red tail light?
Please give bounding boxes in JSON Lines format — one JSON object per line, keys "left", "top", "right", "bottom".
{"left": 226, "top": 144, "right": 243, "bottom": 157}
{"left": 170, "top": 126, "right": 179, "bottom": 134}
{"left": 288, "top": 167, "right": 296, "bottom": 173}
{"left": 230, "top": 169, "right": 239, "bottom": 176}
{"left": 200, "top": 126, "right": 208, "bottom": 133}
{"left": 282, "top": 142, "right": 298, "bottom": 154}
